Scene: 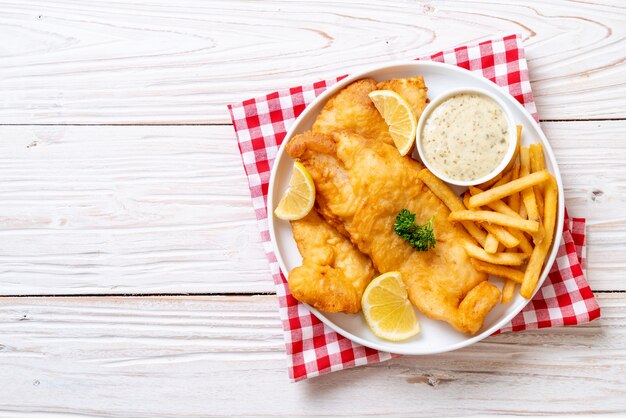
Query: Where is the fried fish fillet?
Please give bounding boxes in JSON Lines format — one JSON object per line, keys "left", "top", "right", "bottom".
{"left": 287, "top": 130, "right": 501, "bottom": 334}
{"left": 312, "top": 77, "right": 428, "bottom": 145}
{"left": 288, "top": 209, "right": 375, "bottom": 313}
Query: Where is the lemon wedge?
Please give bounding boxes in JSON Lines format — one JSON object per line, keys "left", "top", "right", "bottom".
{"left": 274, "top": 161, "right": 315, "bottom": 220}
{"left": 362, "top": 271, "right": 420, "bottom": 341}
{"left": 368, "top": 90, "right": 417, "bottom": 156}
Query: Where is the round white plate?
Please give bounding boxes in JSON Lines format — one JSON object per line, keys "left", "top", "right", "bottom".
{"left": 268, "top": 60, "right": 564, "bottom": 355}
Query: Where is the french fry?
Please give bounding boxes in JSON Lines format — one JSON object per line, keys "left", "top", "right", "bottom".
{"left": 519, "top": 201, "right": 528, "bottom": 219}
{"left": 493, "top": 170, "right": 514, "bottom": 188}
{"left": 449, "top": 210, "right": 540, "bottom": 234}
{"left": 419, "top": 168, "right": 487, "bottom": 246}
{"left": 482, "top": 223, "right": 520, "bottom": 248}
{"left": 520, "top": 147, "right": 545, "bottom": 244}
{"left": 470, "top": 258, "right": 525, "bottom": 284}
{"left": 484, "top": 233, "right": 499, "bottom": 254}
{"left": 462, "top": 192, "right": 517, "bottom": 248}
{"left": 505, "top": 245, "right": 522, "bottom": 303}
{"left": 462, "top": 191, "right": 472, "bottom": 209}
{"left": 508, "top": 228, "right": 534, "bottom": 255}
{"left": 520, "top": 176, "right": 558, "bottom": 298}
{"left": 529, "top": 143, "right": 546, "bottom": 192}
{"left": 530, "top": 143, "right": 546, "bottom": 218}
{"left": 501, "top": 246, "right": 521, "bottom": 304}
{"left": 501, "top": 278, "right": 517, "bottom": 304}
{"left": 463, "top": 241, "right": 528, "bottom": 266}
{"left": 469, "top": 186, "right": 518, "bottom": 217}
{"left": 478, "top": 171, "right": 503, "bottom": 190}
{"left": 468, "top": 170, "right": 551, "bottom": 208}
{"left": 478, "top": 125, "right": 522, "bottom": 188}
{"left": 507, "top": 163, "right": 521, "bottom": 210}
{"left": 466, "top": 187, "right": 534, "bottom": 254}
{"left": 418, "top": 168, "right": 465, "bottom": 211}
{"left": 536, "top": 187, "right": 545, "bottom": 221}
{"left": 519, "top": 147, "right": 539, "bottom": 220}
{"left": 529, "top": 143, "right": 546, "bottom": 172}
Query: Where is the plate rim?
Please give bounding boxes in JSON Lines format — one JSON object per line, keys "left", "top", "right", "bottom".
{"left": 267, "top": 60, "right": 565, "bottom": 355}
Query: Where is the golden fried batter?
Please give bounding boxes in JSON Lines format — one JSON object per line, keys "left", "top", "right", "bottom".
{"left": 288, "top": 131, "right": 500, "bottom": 334}
{"left": 289, "top": 210, "right": 375, "bottom": 313}
{"left": 312, "top": 77, "right": 428, "bottom": 145}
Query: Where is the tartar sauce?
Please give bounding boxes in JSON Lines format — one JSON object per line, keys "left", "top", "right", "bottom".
{"left": 421, "top": 93, "right": 509, "bottom": 181}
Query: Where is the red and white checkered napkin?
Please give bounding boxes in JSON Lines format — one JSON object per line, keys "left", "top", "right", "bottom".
{"left": 228, "top": 34, "right": 601, "bottom": 382}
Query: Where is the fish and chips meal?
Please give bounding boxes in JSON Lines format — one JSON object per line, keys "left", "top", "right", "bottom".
{"left": 274, "top": 75, "right": 558, "bottom": 341}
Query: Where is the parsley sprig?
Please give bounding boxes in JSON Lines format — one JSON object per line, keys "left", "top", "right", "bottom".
{"left": 394, "top": 209, "right": 436, "bottom": 252}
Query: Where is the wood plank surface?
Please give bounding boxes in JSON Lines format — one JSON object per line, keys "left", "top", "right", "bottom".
{"left": 0, "top": 0, "right": 623, "bottom": 124}
{"left": 0, "top": 294, "right": 623, "bottom": 416}
{"left": 0, "top": 122, "right": 623, "bottom": 295}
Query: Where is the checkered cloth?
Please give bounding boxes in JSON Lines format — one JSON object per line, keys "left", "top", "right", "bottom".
{"left": 228, "top": 34, "right": 601, "bottom": 382}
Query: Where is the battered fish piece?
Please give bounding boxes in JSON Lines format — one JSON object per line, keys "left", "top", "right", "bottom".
{"left": 289, "top": 210, "right": 375, "bottom": 313}
{"left": 287, "top": 130, "right": 501, "bottom": 334}
{"left": 312, "top": 77, "right": 428, "bottom": 145}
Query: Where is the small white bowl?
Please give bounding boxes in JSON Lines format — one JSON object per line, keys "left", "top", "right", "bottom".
{"left": 415, "top": 87, "right": 517, "bottom": 187}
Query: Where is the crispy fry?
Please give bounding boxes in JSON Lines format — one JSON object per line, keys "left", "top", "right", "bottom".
{"left": 470, "top": 258, "right": 525, "bottom": 284}
{"left": 502, "top": 245, "right": 521, "bottom": 303}
{"left": 477, "top": 167, "right": 514, "bottom": 192}
{"left": 536, "top": 187, "right": 545, "bottom": 221}
{"left": 463, "top": 241, "right": 528, "bottom": 266}
{"left": 459, "top": 194, "right": 521, "bottom": 249}
{"left": 467, "top": 187, "right": 535, "bottom": 254}
{"left": 482, "top": 223, "right": 520, "bottom": 248}
{"left": 488, "top": 199, "right": 522, "bottom": 218}
{"left": 462, "top": 192, "right": 516, "bottom": 248}
{"left": 493, "top": 170, "right": 514, "bottom": 188}
{"left": 507, "top": 163, "right": 521, "bottom": 210}
{"left": 484, "top": 234, "right": 499, "bottom": 254}
{"left": 449, "top": 210, "right": 540, "bottom": 233}
{"left": 478, "top": 172, "right": 503, "bottom": 190}
{"left": 508, "top": 228, "right": 534, "bottom": 255}
{"left": 469, "top": 186, "right": 518, "bottom": 218}
{"left": 462, "top": 192, "right": 472, "bottom": 209}
{"left": 501, "top": 279, "right": 517, "bottom": 303}
{"left": 529, "top": 143, "right": 546, "bottom": 172}
{"left": 529, "top": 144, "right": 546, "bottom": 217}
{"left": 468, "top": 170, "right": 551, "bottom": 208}
{"left": 418, "top": 168, "right": 464, "bottom": 211}
{"left": 419, "top": 168, "right": 487, "bottom": 246}
{"left": 520, "top": 176, "right": 558, "bottom": 298}
{"left": 519, "top": 201, "right": 528, "bottom": 220}
{"left": 530, "top": 143, "right": 546, "bottom": 192}
{"left": 519, "top": 147, "right": 539, "bottom": 221}
{"left": 520, "top": 147, "right": 545, "bottom": 244}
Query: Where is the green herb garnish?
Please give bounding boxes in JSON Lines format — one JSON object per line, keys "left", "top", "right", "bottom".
{"left": 394, "top": 209, "right": 436, "bottom": 252}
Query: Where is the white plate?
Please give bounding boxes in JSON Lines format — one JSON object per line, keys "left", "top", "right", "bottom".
{"left": 268, "top": 61, "right": 564, "bottom": 355}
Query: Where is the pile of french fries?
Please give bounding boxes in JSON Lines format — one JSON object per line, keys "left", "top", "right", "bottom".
{"left": 418, "top": 126, "right": 558, "bottom": 302}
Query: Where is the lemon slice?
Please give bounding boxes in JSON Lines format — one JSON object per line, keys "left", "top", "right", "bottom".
{"left": 362, "top": 271, "right": 420, "bottom": 341}
{"left": 274, "top": 161, "right": 315, "bottom": 220}
{"left": 368, "top": 90, "right": 417, "bottom": 156}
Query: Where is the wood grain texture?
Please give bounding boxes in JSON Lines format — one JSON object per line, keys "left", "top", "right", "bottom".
{"left": 0, "top": 122, "right": 623, "bottom": 295}
{"left": 0, "top": 125, "right": 271, "bottom": 294}
{"left": 0, "top": 294, "right": 623, "bottom": 416}
{"left": 0, "top": 0, "right": 623, "bottom": 124}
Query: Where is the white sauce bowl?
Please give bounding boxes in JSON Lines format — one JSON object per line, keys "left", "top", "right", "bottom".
{"left": 415, "top": 87, "right": 518, "bottom": 187}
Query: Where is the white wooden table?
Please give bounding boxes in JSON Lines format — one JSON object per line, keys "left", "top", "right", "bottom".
{"left": 1, "top": 1, "right": 625, "bottom": 416}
